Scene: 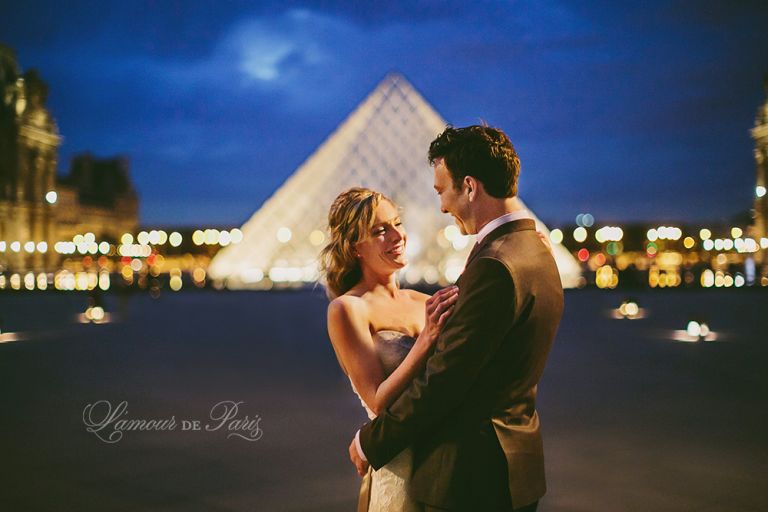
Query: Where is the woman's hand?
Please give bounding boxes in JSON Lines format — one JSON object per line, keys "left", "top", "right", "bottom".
{"left": 418, "top": 285, "right": 459, "bottom": 348}
{"left": 537, "top": 231, "right": 554, "bottom": 256}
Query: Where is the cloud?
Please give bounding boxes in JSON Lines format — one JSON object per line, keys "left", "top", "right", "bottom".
{"left": 227, "top": 9, "right": 329, "bottom": 83}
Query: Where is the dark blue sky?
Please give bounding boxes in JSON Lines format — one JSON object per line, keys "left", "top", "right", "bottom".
{"left": 2, "top": 1, "right": 767, "bottom": 227}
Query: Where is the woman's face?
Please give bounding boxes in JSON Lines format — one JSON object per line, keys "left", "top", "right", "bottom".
{"left": 355, "top": 199, "right": 407, "bottom": 273}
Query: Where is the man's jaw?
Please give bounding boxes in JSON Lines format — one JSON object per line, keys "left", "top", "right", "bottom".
{"left": 454, "top": 217, "right": 468, "bottom": 235}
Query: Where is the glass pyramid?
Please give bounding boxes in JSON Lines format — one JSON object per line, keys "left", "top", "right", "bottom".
{"left": 208, "top": 73, "right": 582, "bottom": 289}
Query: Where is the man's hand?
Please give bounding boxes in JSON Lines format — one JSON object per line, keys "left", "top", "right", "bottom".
{"left": 349, "top": 436, "right": 370, "bottom": 476}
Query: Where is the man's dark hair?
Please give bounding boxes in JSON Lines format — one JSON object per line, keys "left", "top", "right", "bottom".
{"left": 428, "top": 125, "right": 520, "bottom": 198}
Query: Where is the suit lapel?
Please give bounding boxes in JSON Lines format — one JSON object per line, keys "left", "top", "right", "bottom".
{"left": 464, "top": 241, "right": 482, "bottom": 268}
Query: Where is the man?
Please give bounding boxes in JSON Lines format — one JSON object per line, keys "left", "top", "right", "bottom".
{"left": 349, "top": 125, "right": 564, "bottom": 511}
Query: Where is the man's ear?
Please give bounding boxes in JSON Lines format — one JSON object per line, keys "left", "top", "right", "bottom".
{"left": 464, "top": 176, "right": 477, "bottom": 201}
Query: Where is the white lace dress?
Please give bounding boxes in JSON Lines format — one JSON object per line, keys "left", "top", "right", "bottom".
{"left": 350, "top": 330, "right": 421, "bottom": 512}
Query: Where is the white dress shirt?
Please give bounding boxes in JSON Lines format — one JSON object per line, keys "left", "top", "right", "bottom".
{"left": 354, "top": 209, "right": 532, "bottom": 463}
{"left": 474, "top": 209, "right": 532, "bottom": 245}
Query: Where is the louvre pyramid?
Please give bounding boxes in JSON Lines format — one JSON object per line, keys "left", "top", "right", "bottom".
{"left": 208, "top": 73, "right": 582, "bottom": 289}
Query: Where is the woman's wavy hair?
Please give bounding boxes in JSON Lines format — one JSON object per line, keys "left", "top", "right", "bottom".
{"left": 319, "top": 187, "right": 394, "bottom": 299}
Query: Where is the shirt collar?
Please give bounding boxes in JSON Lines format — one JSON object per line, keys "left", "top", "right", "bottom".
{"left": 475, "top": 210, "right": 532, "bottom": 245}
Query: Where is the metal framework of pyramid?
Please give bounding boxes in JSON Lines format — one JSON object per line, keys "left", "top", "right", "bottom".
{"left": 208, "top": 73, "right": 582, "bottom": 289}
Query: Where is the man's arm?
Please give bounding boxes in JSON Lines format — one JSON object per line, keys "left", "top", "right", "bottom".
{"left": 358, "top": 257, "right": 517, "bottom": 469}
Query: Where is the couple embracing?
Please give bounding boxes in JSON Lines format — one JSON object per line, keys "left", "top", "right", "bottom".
{"left": 320, "top": 125, "right": 564, "bottom": 511}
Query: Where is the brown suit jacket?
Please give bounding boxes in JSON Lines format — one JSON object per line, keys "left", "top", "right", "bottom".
{"left": 358, "top": 218, "right": 564, "bottom": 509}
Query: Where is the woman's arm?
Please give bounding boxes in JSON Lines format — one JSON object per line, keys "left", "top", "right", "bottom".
{"left": 367, "top": 332, "right": 433, "bottom": 415}
{"left": 327, "top": 296, "right": 384, "bottom": 414}
{"left": 327, "top": 287, "right": 458, "bottom": 416}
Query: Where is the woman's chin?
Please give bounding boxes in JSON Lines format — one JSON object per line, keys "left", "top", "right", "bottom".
{"left": 393, "top": 257, "right": 408, "bottom": 269}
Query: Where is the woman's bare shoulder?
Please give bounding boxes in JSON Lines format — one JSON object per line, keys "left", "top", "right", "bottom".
{"left": 327, "top": 294, "right": 370, "bottom": 324}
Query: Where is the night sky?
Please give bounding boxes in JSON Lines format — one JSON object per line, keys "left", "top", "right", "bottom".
{"left": 2, "top": 1, "right": 767, "bottom": 227}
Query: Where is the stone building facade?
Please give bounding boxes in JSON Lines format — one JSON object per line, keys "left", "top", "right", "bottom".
{"left": 0, "top": 45, "right": 138, "bottom": 273}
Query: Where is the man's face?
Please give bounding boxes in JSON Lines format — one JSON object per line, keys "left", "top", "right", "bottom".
{"left": 433, "top": 158, "right": 471, "bottom": 235}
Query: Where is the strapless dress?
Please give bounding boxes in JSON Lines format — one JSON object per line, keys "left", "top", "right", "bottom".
{"left": 350, "top": 330, "right": 420, "bottom": 512}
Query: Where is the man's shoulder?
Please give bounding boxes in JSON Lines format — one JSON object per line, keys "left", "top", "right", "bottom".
{"left": 462, "top": 255, "right": 514, "bottom": 286}
{"left": 473, "top": 230, "right": 560, "bottom": 286}
{"left": 483, "top": 229, "right": 551, "bottom": 264}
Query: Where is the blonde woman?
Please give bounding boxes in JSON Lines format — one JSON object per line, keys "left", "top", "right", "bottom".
{"left": 320, "top": 187, "right": 458, "bottom": 512}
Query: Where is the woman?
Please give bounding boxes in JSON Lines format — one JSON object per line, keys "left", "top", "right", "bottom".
{"left": 320, "top": 187, "right": 458, "bottom": 512}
